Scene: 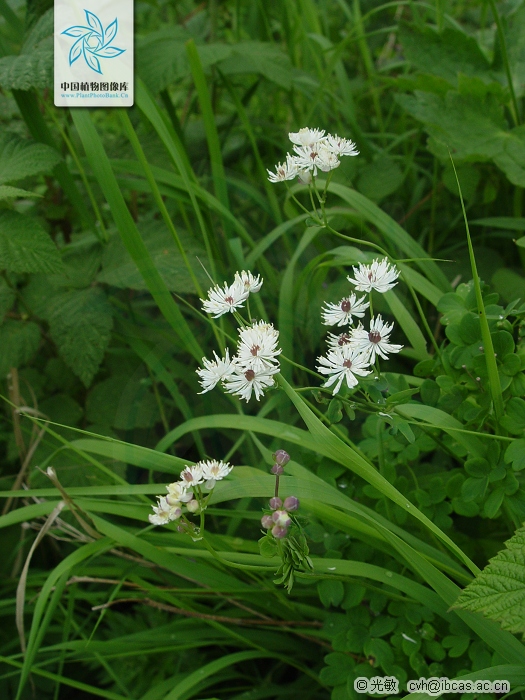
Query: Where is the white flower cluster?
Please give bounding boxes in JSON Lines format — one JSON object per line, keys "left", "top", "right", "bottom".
{"left": 201, "top": 270, "right": 262, "bottom": 318}
{"left": 197, "top": 320, "right": 281, "bottom": 402}
{"left": 149, "top": 459, "right": 233, "bottom": 526}
{"left": 317, "top": 259, "right": 403, "bottom": 395}
{"left": 267, "top": 127, "right": 359, "bottom": 183}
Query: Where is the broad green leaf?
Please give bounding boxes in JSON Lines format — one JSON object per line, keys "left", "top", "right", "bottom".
{"left": 0, "top": 45, "right": 52, "bottom": 90}
{"left": 397, "top": 89, "right": 525, "bottom": 187}
{"left": 47, "top": 288, "right": 113, "bottom": 386}
{"left": 0, "top": 210, "right": 63, "bottom": 274}
{"left": 357, "top": 156, "right": 404, "bottom": 202}
{"left": 0, "top": 319, "right": 40, "bottom": 374}
{"left": 0, "top": 185, "right": 41, "bottom": 199}
{"left": 97, "top": 222, "right": 208, "bottom": 293}
{"left": 454, "top": 524, "right": 525, "bottom": 635}
{"left": 0, "top": 132, "right": 61, "bottom": 184}
{"left": 399, "top": 25, "right": 491, "bottom": 84}
{"left": 86, "top": 375, "right": 160, "bottom": 430}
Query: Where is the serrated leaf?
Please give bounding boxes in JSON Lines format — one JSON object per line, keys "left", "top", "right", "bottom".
{"left": 0, "top": 211, "right": 63, "bottom": 274}
{"left": 0, "top": 185, "right": 41, "bottom": 200}
{"left": 85, "top": 374, "right": 160, "bottom": 429}
{"left": 47, "top": 288, "right": 113, "bottom": 386}
{"left": 0, "top": 320, "right": 40, "bottom": 375}
{"left": 454, "top": 524, "right": 525, "bottom": 635}
{"left": 0, "top": 44, "right": 52, "bottom": 90}
{"left": 399, "top": 24, "right": 491, "bottom": 84}
{"left": 0, "top": 133, "right": 61, "bottom": 185}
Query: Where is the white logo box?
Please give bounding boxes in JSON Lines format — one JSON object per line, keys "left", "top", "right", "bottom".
{"left": 54, "top": 0, "right": 133, "bottom": 107}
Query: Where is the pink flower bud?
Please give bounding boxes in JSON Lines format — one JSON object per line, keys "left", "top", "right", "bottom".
{"left": 284, "top": 496, "right": 299, "bottom": 512}
{"left": 269, "top": 497, "right": 282, "bottom": 510}
{"left": 261, "top": 515, "right": 273, "bottom": 529}
{"left": 272, "top": 449, "right": 290, "bottom": 466}
{"left": 271, "top": 510, "right": 291, "bottom": 528}
{"left": 272, "top": 525, "right": 288, "bottom": 539}
{"left": 270, "top": 464, "right": 284, "bottom": 475}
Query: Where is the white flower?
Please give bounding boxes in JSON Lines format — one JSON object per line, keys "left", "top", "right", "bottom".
{"left": 292, "top": 144, "right": 327, "bottom": 176}
{"left": 235, "top": 270, "right": 263, "bottom": 294}
{"left": 267, "top": 154, "right": 299, "bottom": 183}
{"left": 288, "top": 127, "right": 326, "bottom": 148}
{"left": 201, "top": 279, "right": 249, "bottom": 317}
{"left": 201, "top": 459, "right": 233, "bottom": 489}
{"left": 223, "top": 364, "right": 279, "bottom": 402}
{"left": 325, "top": 134, "right": 359, "bottom": 157}
{"left": 321, "top": 294, "right": 369, "bottom": 327}
{"left": 327, "top": 331, "right": 353, "bottom": 348}
{"left": 196, "top": 349, "right": 237, "bottom": 394}
{"left": 347, "top": 259, "right": 400, "bottom": 294}
{"left": 349, "top": 315, "right": 403, "bottom": 363}
{"left": 180, "top": 465, "right": 204, "bottom": 488}
{"left": 166, "top": 481, "right": 193, "bottom": 504}
{"left": 317, "top": 345, "right": 371, "bottom": 395}
{"left": 149, "top": 496, "right": 182, "bottom": 526}
{"left": 317, "top": 146, "right": 340, "bottom": 172}
{"left": 236, "top": 320, "right": 281, "bottom": 372}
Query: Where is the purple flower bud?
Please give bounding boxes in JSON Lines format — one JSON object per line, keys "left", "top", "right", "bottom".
{"left": 271, "top": 509, "right": 291, "bottom": 528}
{"left": 269, "top": 497, "right": 282, "bottom": 510}
{"left": 284, "top": 496, "right": 299, "bottom": 512}
{"left": 272, "top": 524, "right": 288, "bottom": 539}
{"left": 270, "top": 463, "right": 284, "bottom": 475}
{"left": 261, "top": 515, "right": 273, "bottom": 529}
{"left": 272, "top": 449, "right": 290, "bottom": 466}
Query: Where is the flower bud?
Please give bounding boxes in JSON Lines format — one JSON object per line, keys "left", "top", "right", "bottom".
{"left": 261, "top": 515, "right": 273, "bottom": 529}
{"left": 186, "top": 499, "right": 200, "bottom": 513}
{"left": 269, "top": 497, "right": 282, "bottom": 510}
{"left": 272, "top": 449, "right": 290, "bottom": 466}
{"left": 272, "top": 524, "right": 288, "bottom": 539}
{"left": 271, "top": 510, "right": 291, "bottom": 528}
{"left": 284, "top": 496, "right": 299, "bottom": 512}
{"left": 270, "top": 464, "right": 284, "bottom": 476}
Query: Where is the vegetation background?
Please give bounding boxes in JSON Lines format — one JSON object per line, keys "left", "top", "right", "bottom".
{"left": 2, "top": 0, "right": 525, "bottom": 698}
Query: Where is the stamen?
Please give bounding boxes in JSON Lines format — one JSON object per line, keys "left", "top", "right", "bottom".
{"left": 250, "top": 345, "right": 260, "bottom": 356}
{"left": 244, "top": 369, "right": 255, "bottom": 381}
{"left": 369, "top": 331, "right": 381, "bottom": 344}
{"left": 343, "top": 359, "right": 353, "bottom": 369}
{"left": 341, "top": 299, "right": 351, "bottom": 313}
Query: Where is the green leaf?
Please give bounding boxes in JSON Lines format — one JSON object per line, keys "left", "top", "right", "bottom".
{"left": 47, "top": 288, "right": 113, "bottom": 386}
{"left": 258, "top": 534, "right": 278, "bottom": 558}
{"left": 0, "top": 132, "right": 61, "bottom": 185}
{"left": 454, "top": 524, "right": 525, "bottom": 635}
{"left": 505, "top": 439, "right": 525, "bottom": 471}
{"left": 0, "top": 9, "right": 52, "bottom": 91}
{"left": 0, "top": 211, "right": 63, "bottom": 274}
{"left": 0, "top": 319, "right": 40, "bottom": 374}
{"left": 320, "top": 653, "right": 354, "bottom": 686}
{"left": 318, "top": 579, "right": 345, "bottom": 608}
{"left": 97, "top": 222, "right": 208, "bottom": 293}
{"left": 501, "top": 397, "right": 525, "bottom": 435}
{"left": 0, "top": 185, "right": 41, "bottom": 200}
{"left": 86, "top": 375, "right": 160, "bottom": 430}
{"left": 399, "top": 24, "right": 491, "bottom": 84}
{"left": 357, "top": 156, "right": 404, "bottom": 202}
{"left": 398, "top": 89, "right": 525, "bottom": 187}
{"left": 0, "top": 277, "right": 15, "bottom": 322}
